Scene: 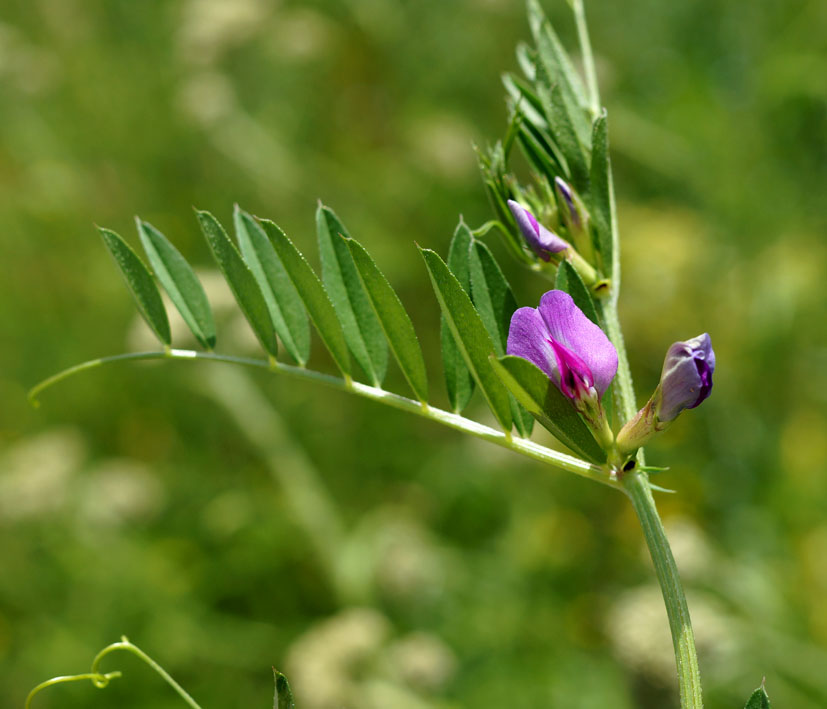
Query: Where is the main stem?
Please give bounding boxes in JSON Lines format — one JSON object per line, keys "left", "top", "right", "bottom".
{"left": 623, "top": 471, "right": 704, "bottom": 708}
{"left": 573, "top": 0, "right": 704, "bottom": 699}
{"left": 600, "top": 218, "right": 704, "bottom": 709}
{"left": 597, "top": 154, "right": 703, "bottom": 709}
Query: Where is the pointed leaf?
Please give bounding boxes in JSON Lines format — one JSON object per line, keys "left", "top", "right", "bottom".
{"left": 509, "top": 395, "right": 536, "bottom": 438}
{"left": 491, "top": 355, "right": 606, "bottom": 463}
{"left": 234, "top": 207, "right": 310, "bottom": 366}
{"left": 744, "top": 685, "right": 771, "bottom": 709}
{"left": 527, "top": 0, "right": 590, "bottom": 125}
{"left": 516, "top": 122, "right": 566, "bottom": 183}
{"left": 136, "top": 219, "right": 216, "bottom": 349}
{"left": 503, "top": 72, "right": 548, "bottom": 130}
{"left": 515, "top": 42, "right": 537, "bottom": 82}
{"left": 346, "top": 237, "right": 428, "bottom": 402}
{"left": 257, "top": 219, "right": 351, "bottom": 377}
{"left": 441, "top": 221, "right": 476, "bottom": 413}
{"left": 273, "top": 669, "right": 295, "bottom": 709}
{"left": 536, "top": 72, "right": 589, "bottom": 192}
{"left": 316, "top": 204, "right": 388, "bottom": 385}
{"left": 468, "top": 239, "right": 534, "bottom": 436}
{"left": 197, "top": 210, "right": 278, "bottom": 357}
{"left": 468, "top": 240, "right": 517, "bottom": 354}
{"left": 589, "top": 110, "right": 614, "bottom": 276}
{"left": 555, "top": 260, "right": 599, "bottom": 326}
{"left": 420, "top": 247, "right": 512, "bottom": 431}
{"left": 99, "top": 227, "right": 171, "bottom": 346}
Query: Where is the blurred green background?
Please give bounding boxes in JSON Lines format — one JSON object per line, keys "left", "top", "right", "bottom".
{"left": 1, "top": 0, "right": 825, "bottom": 707}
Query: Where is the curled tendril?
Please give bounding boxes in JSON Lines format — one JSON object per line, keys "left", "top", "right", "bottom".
{"left": 25, "top": 671, "right": 122, "bottom": 709}
{"left": 24, "top": 636, "right": 202, "bottom": 709}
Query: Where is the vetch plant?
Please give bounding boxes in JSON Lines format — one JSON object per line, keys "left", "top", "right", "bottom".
{"left": 28, "top": 1, "right": 766, "bottom": 708}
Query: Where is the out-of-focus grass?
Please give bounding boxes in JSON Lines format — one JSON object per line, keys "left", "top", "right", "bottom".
{"left": 1, "top": 1, "right": 825, "bottom": 707}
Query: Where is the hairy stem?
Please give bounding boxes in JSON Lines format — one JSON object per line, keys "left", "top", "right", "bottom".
{"left": 623, "top": 472, "right": 704, "bottom": 708}
{"left": 570, "top": 3, "right": 704, "bottom": 703}
{"left": 603, "top": 289, "right": 703, "bottom": 708}
{"left": 596, "top": 129, "right": 705, "bottom": 709}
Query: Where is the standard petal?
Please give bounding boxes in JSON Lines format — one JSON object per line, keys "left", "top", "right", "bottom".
{"left": 506, "top": 306, "right": 558, "bottom": 382}
{"left": 537, "top": 290, "right": 617, "bottom": 396}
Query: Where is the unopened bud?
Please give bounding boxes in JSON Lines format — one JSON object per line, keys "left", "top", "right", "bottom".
{"left": 616, "top": 334, "right": 715, "bottom": 455}
{"left": 507, "top": 200, "right": 568, "bottom": 261}
{"left": 554, "top": 177, "right": 594, "bottom": 263}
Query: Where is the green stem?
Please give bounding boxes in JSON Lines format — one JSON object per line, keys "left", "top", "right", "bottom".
{"left": 623, "top": 472, "right": 704, "bottom": 708}
{"left": 598, "top": 301, "right": 637, "bottom": 424}
{"left": 25, "top": 672, "right": 122, "bottom": 708}
{"left": 30, "top": 349, "right": 616, "bottom": 488}
{"left": 91, "top": 636, "right": 203, "bottom": 709}
{"left": 593, "top": 143, "right": 705, "bottom": 709}
{"left": 569, "top": 4, "right": 703, "bottom": 702}
{"left": 571, "top": 0, "right": 601, "bottom": 117}
{"left": 595, "top": 165, "right": 705, "bottom": 709}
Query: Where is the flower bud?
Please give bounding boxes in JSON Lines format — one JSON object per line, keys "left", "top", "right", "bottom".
{"left": 616, "top": 334, "right": 715, "bottom": 455}
{"left": 506, "top": 200, "right": 568, "bottom": 261}
{"left": 656, "top": 334, "right": 715, "bottom": 422}
{"left": 506, "top": 199, "right": 598, "bottom": 286}
{"left": 554, "top": 177, "right": 594, "bottom": 263}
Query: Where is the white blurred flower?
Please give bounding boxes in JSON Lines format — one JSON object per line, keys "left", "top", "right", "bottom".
{"left": 178, "top": 0, "right": 273, "bottom": 66}
{"left": 286, "top": 607, "right": 390, "bottom": 709}
{"left": 0, "top": 429, "right": 85, "bottom": 521}
{"left": 80, "top": 458, "right": 164, "bottom": 526}
{"left": 177, "top": 72, "right": 237, "bottom": 126}
{"left": 387, "top": 632, "right": 457, "bottom": 692}
{"left": 663, "top": 517, "right": 715, "bottom": 582}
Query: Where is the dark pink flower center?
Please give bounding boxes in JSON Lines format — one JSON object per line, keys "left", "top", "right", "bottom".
{"left": 548, "top": 338, "right": 594, "bottom": 399}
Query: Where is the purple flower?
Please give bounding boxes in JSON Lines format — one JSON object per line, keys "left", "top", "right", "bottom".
{"left": 507, "top": 200, "right": 568, "bottom": 261}
{"left": 656, "top": 334, "right": 715, "bottom": 422}
{"left": 507, "top": 290, "right": 618, "bottom": 402}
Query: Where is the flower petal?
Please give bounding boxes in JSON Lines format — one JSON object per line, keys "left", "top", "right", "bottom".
{"left": 536, "top": 290, "right": 617, "bottom": 396}
{"left": 507, "top": 200, "right": 568, "bottom": 260}
{"left": 506, "top": 306, "right": 557, "bottom": 381}
{"left": 658, "top": 333, "right": 715, "bottom": 421}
